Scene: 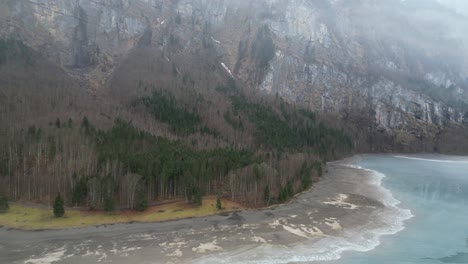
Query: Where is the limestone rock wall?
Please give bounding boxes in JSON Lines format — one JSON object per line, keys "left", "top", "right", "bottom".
{"left": 1, "top": 0, "right": 467, "bottom": 141}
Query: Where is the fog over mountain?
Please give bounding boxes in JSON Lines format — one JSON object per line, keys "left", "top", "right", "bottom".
{"left": 437, "top": 0, "right": 468, "bottom": 15}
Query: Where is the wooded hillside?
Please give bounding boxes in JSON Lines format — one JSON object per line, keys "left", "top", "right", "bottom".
{"left": 0, "top": 39, "right": 353, "bottom": 209}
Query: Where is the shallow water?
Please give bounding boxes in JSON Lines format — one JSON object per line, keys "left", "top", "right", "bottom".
{"left": 328, "top": 155, "right": 468, "bottom": 264}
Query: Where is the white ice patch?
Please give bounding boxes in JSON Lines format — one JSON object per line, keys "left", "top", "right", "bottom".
{"left": 325, "top": 218, "right": 342, "bottom": 230}
{"left": 283, "top": 225, "right": 325, "bottom": 238}
{"left": 159, "top": 242, "right": 187, "bottom": 248}
{"left": 82, "top": 247, "right": 108, "bottom": 262}
{"left": 241, "top": 224, "right": 257, "bottom": 229}
{"left": 221, "top": 63, "right": 234, "bottom": 78}
{"left": 251, "top": 236, "right": 267, "bottom": 244}
{"left": 268, "top": 218, "right": 286, "bottom": 229}
{"left": 111, "top": 246, "right": 142, "bottom": 257}
{"left": 192, "top": 241, "right": 223, "bottom": 254}
{"left": 283, "top": 225, "right": 309, "bottom": 239}
{"left": 160, "top": 240, "right": 187, "bottom": 257}
{"left": 211, "top": 36, "right": 221, "bottom": 44}
{"left": 394, "top": 155, "right": 468, "bottom": 164}
{"left": 166, "top": 249, "right": 183, "bottom": 257}
{"left": 127, "top": 233, "right": 157, "bottom": 242}
{"left": 25, "top": 247, "right": 66, "bottom": 264}
{"left": 302, "top": 226, "right": 325, "bottom": 237}
{"left": 323, "top": 194, "right": 359, "bottom": 210}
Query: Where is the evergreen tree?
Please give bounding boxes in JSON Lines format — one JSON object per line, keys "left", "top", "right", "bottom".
{"left": 300, "top": 162, "right": 312, "bottom": 190}
{"left": 278, "top": 181, "right": 294, "bottom": 203}
{"left": 55, "top": 118, "right": 61, "bottom": 129}
{"left": 71, "top": 176, "right": 88, "bottom": 206}
{"left": 263, "top": 185, "right": 270, "bottom": 205}
{"left": 104, "top": 195, "right": 115, "bottom": 212}
{"left": 216, "top": 195, "right": 222, "bottom": 210}
{"left": 286, "top": 181, "right": 293, "bottom": 198}
{"left": 136, "top": 192, "right": 148, "bottom": 212}
{"left": 0, "top": 193, "right": 9, "bottom": 213}
{"left": 315, "top": 162, "right": 323, "bottom": 177}
{"left": 278, "top": 189, "right": 286, "bottom": 203}
{"left": 191, "top": 187, "right": 202, "bottom": 206}
{"left": 53, "top": 193, "right": 65, "bottom": 218}
{"left": 81, "top": 116, "right": 91, "bottom": 134}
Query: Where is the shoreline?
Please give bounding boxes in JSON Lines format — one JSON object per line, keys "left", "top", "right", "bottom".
{"left": 0, "top": 156, "right": 413, "bottom": 264}
{"left": 323, "top": 163, "right": 414, "bottom": 261}
{"left": 184, "top": 160, "right": 414, "bottom": 263}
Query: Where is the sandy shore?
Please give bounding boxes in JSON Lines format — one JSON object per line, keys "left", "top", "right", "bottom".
{"left": 0, "top": 159, "right": 407, "bottom": 264}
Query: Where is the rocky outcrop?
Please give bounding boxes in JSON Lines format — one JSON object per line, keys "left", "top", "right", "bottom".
{"left": 1, "top": 0, "right": 467, "bottom": 151}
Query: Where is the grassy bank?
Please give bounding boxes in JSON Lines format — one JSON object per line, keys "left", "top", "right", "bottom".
{"left": 0, "top": 197, "right": 242, "bottom": 230}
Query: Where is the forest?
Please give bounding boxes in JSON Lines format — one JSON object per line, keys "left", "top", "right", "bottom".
{"left": 0, "top": 81, "right": 353, "bottom": 210}
{"left": 0, "top": 38, "right": 353, "bottom": 211}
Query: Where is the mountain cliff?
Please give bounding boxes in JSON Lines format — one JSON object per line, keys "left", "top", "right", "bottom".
{"left": 2, "top": 0, "right": 467, "bottom": 152}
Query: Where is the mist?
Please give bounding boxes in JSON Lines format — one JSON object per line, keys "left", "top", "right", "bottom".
{"left": 437, "top": 0, "right": 468, "bottom": 16}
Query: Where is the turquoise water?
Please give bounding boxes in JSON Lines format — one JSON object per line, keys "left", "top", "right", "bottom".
{"left": 333, "top": 155, "right": 468, "bottom": 264}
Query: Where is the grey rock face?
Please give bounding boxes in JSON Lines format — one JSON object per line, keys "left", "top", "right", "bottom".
{"left": 1, "top": 0, "right": 467, "bottom": 134}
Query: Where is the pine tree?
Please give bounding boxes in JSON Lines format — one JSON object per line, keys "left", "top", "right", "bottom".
{"left": 104, "top": 195, "right": 115, "bottom": 212}
{"left": 216, "top": 196, "right": 222, "bottom": 210}
{"left": 263, "top": 185, "right": 270, "bottom": 205}
{"left": 192, "top": 189, "right": 202, "bottom": 206}
{"left": 72, "top": 176, "right": 88, "bottom": 206}
{"left": 136, "top": 192, "right": 148, "bottom": 212}
{"left": 55, "top": 118, "right": 61, "bottom": 129}
{"left": 0, "top": 193, "right": 9, "bottom": 213}
{"left": 300, "top": 162, "right": 312, "bottom": 190}
{"left": 53, "top": 193, "right": 65, "bottom": 218}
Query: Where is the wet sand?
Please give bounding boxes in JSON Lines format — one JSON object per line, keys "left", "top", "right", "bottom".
{"left": 0, "top": 160, "right": 398, "bottom": 264}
